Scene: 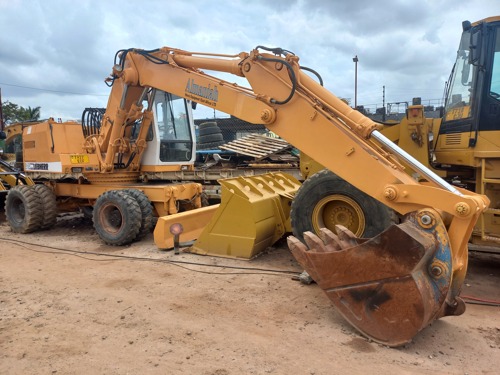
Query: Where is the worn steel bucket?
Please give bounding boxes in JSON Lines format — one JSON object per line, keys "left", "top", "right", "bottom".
{"left": 287, "top": 208, "right": 465, "bottom": 347}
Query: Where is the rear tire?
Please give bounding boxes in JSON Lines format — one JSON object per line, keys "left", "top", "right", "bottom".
{"left": 93, "top": 190, "right": 142, "bottom": 246}
{"left": 34, "top": 184, "right": 58, "bottom": 230}
{"left": 5, "top": 185, "right": 43, "bottom": 233}
{"left": 291, "top": 169, "right": 398, "bottom": 242}
{"left": 123, "top": 189, "right": 153, "bottom": 240}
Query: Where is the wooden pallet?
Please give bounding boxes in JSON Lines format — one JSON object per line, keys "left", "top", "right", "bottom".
{"left": 218, "top": 134, "right": 292, "bottom": 160}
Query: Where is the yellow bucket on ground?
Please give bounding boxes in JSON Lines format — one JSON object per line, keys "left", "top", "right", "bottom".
{"left": 154, "top": 172, "right": 301, "bottom": 259}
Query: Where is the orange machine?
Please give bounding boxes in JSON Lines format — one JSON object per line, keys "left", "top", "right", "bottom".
{"left": 5, "top": 85, "right": 203, "bottom": 245}
{"left": 69, "top": 42, "right": 487, "bottom": 346}
{"left": 5, "top": 32, "right": 491, "bottom": 346}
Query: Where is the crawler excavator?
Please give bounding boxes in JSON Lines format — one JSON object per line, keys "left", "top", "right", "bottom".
{"left": 4, "top": 20, "right": 491, "bottom": 345}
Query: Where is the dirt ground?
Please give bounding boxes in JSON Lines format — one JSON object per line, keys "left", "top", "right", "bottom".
{"left": 0, "top": 212, "right": 499, "bottom": 375}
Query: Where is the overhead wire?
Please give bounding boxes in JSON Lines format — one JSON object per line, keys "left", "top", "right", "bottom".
{"left": 0, "top": 82, "right": 108, "bottom": 96}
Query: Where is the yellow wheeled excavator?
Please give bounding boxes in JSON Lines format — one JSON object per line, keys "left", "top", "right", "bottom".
{"left": 4, "top": 17, "right": 493, "bottom": 346}
{"left": 4, "top": 81, "right": 204, "bottom": 245}
{"left": 81, "top": 36, "right": 490, "bottom": 346}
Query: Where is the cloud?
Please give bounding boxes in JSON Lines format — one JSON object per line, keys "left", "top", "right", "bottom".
{"left": 0, "top": 0, "right": 498, "bottom": 119}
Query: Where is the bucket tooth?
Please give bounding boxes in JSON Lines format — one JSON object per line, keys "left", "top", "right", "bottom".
{"left": 287, "top": 209, "right": 461, "bottom": 347}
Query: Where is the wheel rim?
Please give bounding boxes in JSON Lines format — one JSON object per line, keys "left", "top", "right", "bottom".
{"left": 99, "top": 203, "right": 124, "bottom": 234}
{"left": 311, "top": 194, "right": 365, "bottom": 237}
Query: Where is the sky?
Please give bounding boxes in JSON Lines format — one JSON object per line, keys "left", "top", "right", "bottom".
{"left": 0, "top": 0, "right": 498, "bottom": 121}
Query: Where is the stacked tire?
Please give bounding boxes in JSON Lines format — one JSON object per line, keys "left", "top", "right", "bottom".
{"left": 5, "top": 184, "right": 57, "bottom": 234}
{"left": 197, "top": 122, "right": 225, "bottom": 150}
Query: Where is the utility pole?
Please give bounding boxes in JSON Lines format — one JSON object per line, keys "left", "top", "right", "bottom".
{"left": 0, "top": 87, "right": 3, "bottom": 131}
{"left": 382, "top": 85, "right": 386, "bottom": 122}
{"left": 352, "top": 55, "right": 358, "bottom": 109}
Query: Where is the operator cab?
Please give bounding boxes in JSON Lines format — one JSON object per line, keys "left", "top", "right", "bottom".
{"left": 140, "top": 90, "right": 196, "bottom": 170}
{"left": 439, "top": 17, "right": 500, "bottom": 150}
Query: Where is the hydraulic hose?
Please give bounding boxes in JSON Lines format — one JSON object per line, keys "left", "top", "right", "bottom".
{"left": 300, "top": 66, "right": 324, "bottom": 86}
{"left": 256, "top": 54, "right": 297, "bottom": 105}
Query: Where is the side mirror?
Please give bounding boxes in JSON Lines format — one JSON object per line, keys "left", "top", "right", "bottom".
{"left": 469, "top": 25, "right": 482, "bottom": 65}
{"left": 0, "top": 131, "right": 6, "bottom": 140}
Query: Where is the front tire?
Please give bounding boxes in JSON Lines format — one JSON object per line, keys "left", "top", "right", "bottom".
{"left": 93, "top": 190, "right": 142, "bottom": 246}
{"left": 291, "top": 169, "right": 398, "bottom": 242}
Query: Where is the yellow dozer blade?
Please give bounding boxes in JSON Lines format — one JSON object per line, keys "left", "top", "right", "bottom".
{"left": 154, "top": 172, "right": 301, "bottom": 259}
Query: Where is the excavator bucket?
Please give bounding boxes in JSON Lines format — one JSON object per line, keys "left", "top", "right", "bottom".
{"left": 287, "top": 209, "right": 465, "bottom": 347}
{"left": 154, "top": 172, "right": 301, "bottom": 259}
{"left": 190, "top": 172, "right": 300, "bottom": 259}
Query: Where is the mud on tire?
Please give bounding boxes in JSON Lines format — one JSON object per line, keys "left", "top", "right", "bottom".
{"left": 5, "top": 185, "right": 43, "bottom": 233}
{"left": 93, "top": 190, "right": 142, "bottom": 246}
{"left": 290, "top": 169, "right": 398, "bottom": 242}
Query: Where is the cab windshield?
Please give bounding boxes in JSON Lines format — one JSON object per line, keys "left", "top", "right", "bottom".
{"left": 153, "top": 91, "right": 193, "bottom": 162}
{"left": 490, "top": 27, "right": 500, "bottom": 100}
{"left": 443, "top": 30, "right": 474, "bottom": 121}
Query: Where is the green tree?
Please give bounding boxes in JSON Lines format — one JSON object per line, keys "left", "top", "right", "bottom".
{"left": 1, "top": 101, "right": 41, "bottom": 123}
{"left": 2, "top": 101, "right": 20, "bottom": 123}
{"left": 21, "top": 106, "right": 41, "bottom": 121}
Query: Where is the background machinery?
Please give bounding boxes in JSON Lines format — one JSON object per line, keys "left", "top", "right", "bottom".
{"left": 300, "top": 16, "right": 500, "bottom": 251}
{"left": 1, "top": 122, "right": 35, "bottom": 195}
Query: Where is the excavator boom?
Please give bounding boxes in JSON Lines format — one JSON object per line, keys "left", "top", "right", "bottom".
{"left": 108, "top": 45, "right": 488, "bottom": 346}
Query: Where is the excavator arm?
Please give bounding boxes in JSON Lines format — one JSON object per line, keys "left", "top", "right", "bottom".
{"left": 81, "top": 67, "right": 154, "bottom": 180}
{"left": 107, "top": 46, "right": 488, "bottom": 346}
